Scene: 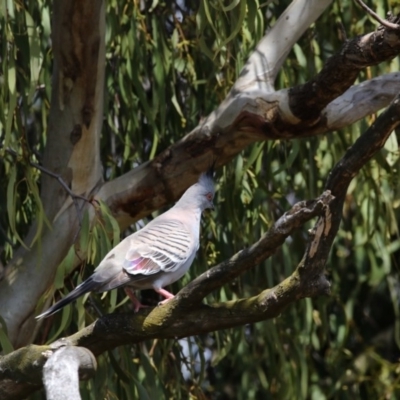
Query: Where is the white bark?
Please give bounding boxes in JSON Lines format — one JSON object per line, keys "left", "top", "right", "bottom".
{"left": 43, "top": 346, "right": 96, "bottom": 400}
{"left": 203, "top": 73, "right": 400, "bottom": 134}
{"left": 325, "top": 72, "right": 400, "bottom": 128}
{"left": 233, "top": 0, "right": 334, "bottom": 92}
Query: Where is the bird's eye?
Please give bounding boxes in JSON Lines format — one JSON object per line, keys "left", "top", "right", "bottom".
{"left": 206, "top": 192, "right": 213, "bottom": 201}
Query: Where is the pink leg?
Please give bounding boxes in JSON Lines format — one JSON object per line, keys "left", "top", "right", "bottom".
{"left": 154, "top": 287, "right": 175, "bottom": 305}
{"left": 124, "top": 288, "right": 149, "bottom": 312}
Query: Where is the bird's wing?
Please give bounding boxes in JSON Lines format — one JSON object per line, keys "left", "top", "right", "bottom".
{"left": 123, "top": 219, "right": 193, "bottom": 276}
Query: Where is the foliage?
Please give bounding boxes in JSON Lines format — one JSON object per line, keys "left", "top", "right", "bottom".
{"left": 1, "top": 0, "right": 400, "bottom": 399}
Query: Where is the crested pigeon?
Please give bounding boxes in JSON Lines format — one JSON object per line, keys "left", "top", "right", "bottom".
{"left": 36, "top": 169, "right": 215, "bottom": 319}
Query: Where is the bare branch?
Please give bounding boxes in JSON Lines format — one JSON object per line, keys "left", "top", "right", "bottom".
{"left": 288, "top": 19, "right": 400, "bottom": 122}
{"left": 234, "top": 0, "right": 333, "bottom": 92}
{"left": 50, "top": 272, "right": 331, "bottom": 358}
{"left": 4, "top": 147, "right": 91, "bottom": 229}
{"left": 325, "top": 72, "right": 400, "bottom": 128}
{"left": 354, "top": 0, "right": 400, "bottom": 30}
{"left": 98, "top": 68, "right": 400, "bottom": 232}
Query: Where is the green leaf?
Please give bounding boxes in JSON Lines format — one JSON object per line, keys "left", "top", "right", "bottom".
{"left": 79, "top": 210, "right": 91, "bottom": 253}
{"left": 98, "top": 200, "right": 120, "bottom": 246}
{"left": 220, "top": 0, "right": 246, "bottom": 46}
{"left": 46, "top": 298, "right": 71, "bottom": 344}
{"left": 7, "top": 165, "right": 29, "bottom": 249}
{"left": 25, "top": 10, "right": 43, "bottom": 102}
{"left": 54, "top": 245, "right": 76, "bottom": 289}
{"left": 4, "top": 58, "right": 17, "bottom": 150}
{"left": 0, "top": 316, "right": 14, "bottom": 354}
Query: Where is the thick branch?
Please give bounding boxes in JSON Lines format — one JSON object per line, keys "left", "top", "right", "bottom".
{"left": 99, "top": 19, "right": 400, "bottom": 230}
{"left": 0, "top": 345, "right": 50, "bottom": 400}
{"left": 0, "top": 345, "right": 96, "bottom": 400}
{"left": 98, "top": 70, "right": 400, "bottom": 231}
{"left": 233, "top": 0, "right": 333, "bottom": 92}
{"left": 289, "top": 13, "right": 400, "bottom": 121}
{"left": 325, "top": 72, "right": 400, "bottom": 127}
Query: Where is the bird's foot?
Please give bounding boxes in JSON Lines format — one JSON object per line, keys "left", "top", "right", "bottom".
{"left": 124, "top": 287, "right": 149, "bottom": 313}
{"left": 158, "top": 296, "right": 175, "bottom": 306}
{"left": 133, "top": 303, "right": 149, "bottom": 312}
{"left": 154, "top": 288, "right": 175, "bottom": 307}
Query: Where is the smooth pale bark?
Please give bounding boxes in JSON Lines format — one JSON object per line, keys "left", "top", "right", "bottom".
{"left": 43, "top": 347, "right": 96, "bottom": 400}
{"left": 97, "top": 67, "right": 400, "bottom": 232}
{"left": 233, "top": 0, "right": 334, "bottom": 92}
{"left": 0, "top": 0, "right": 106, "bottom": 347}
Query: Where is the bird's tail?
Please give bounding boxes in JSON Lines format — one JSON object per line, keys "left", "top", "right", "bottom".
{"left": 36, "top": 277, "right": 97, "bottom": 320}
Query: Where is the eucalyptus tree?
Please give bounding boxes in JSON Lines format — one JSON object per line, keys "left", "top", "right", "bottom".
{"left": 1, "top": 0, "right": 400, "bottom": 399}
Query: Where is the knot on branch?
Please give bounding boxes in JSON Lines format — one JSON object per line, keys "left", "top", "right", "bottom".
{"left": 309, "top": 204, "right": 333, "bottom": 258}
{"left": 302, "top": 273, "right": 331, "bottom": 298}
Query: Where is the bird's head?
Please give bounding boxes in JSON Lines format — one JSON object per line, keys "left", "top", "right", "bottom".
{"left": 177, "top": 166, "right": 215, "bottom": 212}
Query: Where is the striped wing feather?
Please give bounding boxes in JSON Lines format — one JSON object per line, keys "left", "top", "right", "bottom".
{"left": 124, "top": 219, "right": 191, "bottom": 275}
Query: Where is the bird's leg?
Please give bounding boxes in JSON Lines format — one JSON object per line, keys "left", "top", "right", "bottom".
{"left": 154, "top": 288, "right": 175, "bottom": 305}
{"left": 124, "top": 287, "right": 148, "bottom": 312}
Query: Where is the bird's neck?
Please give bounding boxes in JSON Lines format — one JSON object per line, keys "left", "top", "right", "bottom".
{"left": 173, "top": 202, "right": 203, "bottom": 217}
{"left": 174, "top": 194, "right": 202, "bottom": 212}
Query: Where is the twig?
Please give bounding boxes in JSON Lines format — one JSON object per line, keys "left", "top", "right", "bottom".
{"left": 3, "top": 147, "right": 91, "bottom": 230}
{"left": 4, "top": 148, "right": 90, "bottom": 203}
{"left": 354, "top": 0, "right": 400, "bottom": 30}
{"left": 336, "top": 21, "right": 347, "bottom": 42}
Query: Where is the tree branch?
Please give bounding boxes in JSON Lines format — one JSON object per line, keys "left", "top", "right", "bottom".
{"left": 98, "top": 70, "right": 400, "bottom": 232}
{"left": 354, "top": 0, "right": 400, "bottom": 30}
{"left": 288, "top": 12, "right": 400, "bottom": 121}
{"left": 233, "top": 0, "right": 333, "bottom": 92}
{"left": 97, "top": 22, "right": 400, "bottom": 232}
{"left": 177, "top": 191, "right": 334, "bottom": 306}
